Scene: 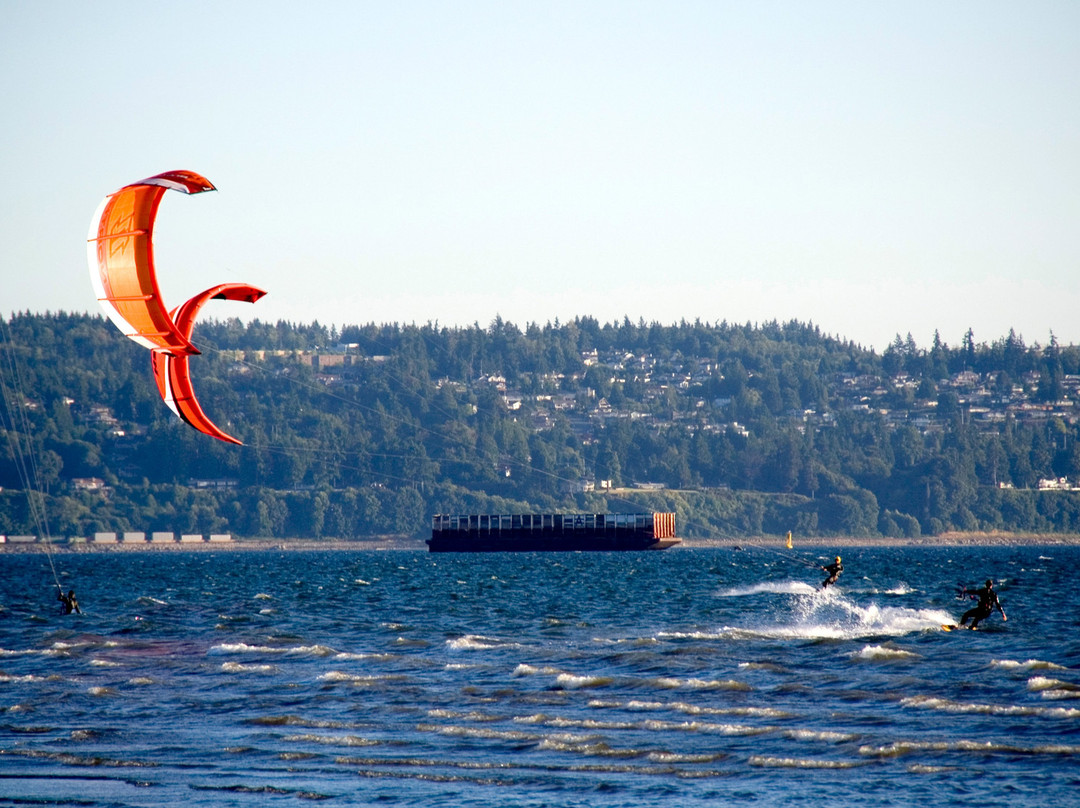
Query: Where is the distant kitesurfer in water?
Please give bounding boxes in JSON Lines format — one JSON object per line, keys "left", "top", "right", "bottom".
{"left": 821, "top": 556, "right": 843, "bottom": 589}
{"left": 58, "top": 587, "right": 81, "bottom": 615}
{"left": 959, "top": 579, "right": 1006, "bottom": 629}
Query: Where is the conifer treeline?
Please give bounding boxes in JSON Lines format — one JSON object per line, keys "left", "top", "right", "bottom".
{"left": 3, "top": 312, "right": 1080, "bottom": 539}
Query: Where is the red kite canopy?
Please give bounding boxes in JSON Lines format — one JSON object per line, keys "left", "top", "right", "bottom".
{"left": 152, "top": 283, "right": 266, "bottom": 445}
{"left": 87, "top": 171, "right": 265, "bottom": 444}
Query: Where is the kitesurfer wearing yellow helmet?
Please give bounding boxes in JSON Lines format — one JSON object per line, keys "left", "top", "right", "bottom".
{"left": 821, "top": 556, "right": 843, "bottom": 589}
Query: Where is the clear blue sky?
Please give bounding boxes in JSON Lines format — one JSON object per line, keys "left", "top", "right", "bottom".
{"left": 3, "top": 1, "right": 1078, "bottom": 351}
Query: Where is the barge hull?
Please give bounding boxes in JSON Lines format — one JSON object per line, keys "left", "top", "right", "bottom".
{"left": 428, "top": 512, "right": 680, "bottom": 553}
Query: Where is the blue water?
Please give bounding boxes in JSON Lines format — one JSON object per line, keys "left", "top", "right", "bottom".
{"left": 1, "top": 545, "right": 1078, "bottom": 806}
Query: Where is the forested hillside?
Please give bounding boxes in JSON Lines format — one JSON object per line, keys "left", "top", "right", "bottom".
{"left": 4, "top": 311, "right": 1080, "bottom": 540}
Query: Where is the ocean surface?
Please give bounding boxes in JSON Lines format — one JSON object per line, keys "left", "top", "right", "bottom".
{"left": 1, "top": 545, "right": 1078, "bottom": 807}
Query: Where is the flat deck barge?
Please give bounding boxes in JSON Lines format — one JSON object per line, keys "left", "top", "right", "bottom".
{"left": 427, "top": 512, "right": 680, "bottom": 552}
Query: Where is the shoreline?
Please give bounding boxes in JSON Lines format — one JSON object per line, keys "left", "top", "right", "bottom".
{"left": 680, "top": 534, "right": 1080, "bottom": 549}
{"left": 3, "top": 531, "right": 1080, "bottom": 553}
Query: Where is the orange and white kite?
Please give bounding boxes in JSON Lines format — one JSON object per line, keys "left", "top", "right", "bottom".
{"left": 87, "top": 170, "right": 265, "bottom": 445}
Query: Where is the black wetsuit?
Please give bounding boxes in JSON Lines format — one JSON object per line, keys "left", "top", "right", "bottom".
{"left": 58, "top": 589, "right": 80, "bottom": 615}
{"left": 960, "top": 585, "right": 1004, "bottom": 629}
{"left": 821, "top": 561, "right": 843, "bottom": 589}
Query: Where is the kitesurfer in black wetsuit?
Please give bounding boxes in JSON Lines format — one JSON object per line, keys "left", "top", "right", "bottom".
{"left": 821, "top": 556, "right": 843, "bottom": 589}
{"left": 959, "top": 579, "right": 1006, "bottom": 629}
{"left": 58, "top": 588, "right": 81, "bottom": 615}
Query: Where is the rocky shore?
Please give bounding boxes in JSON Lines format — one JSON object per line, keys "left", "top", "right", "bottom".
{"left": 679, "top": 531, "right": 1080, "bottom": 549}
{"left": 0, "top": 537, "right": 423, "bottom": 554}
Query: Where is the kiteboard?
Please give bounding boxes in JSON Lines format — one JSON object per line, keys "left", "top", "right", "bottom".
{"left": 941, "top": 624, "right": 974, "bottom": 631}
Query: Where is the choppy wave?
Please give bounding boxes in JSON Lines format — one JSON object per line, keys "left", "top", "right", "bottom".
{"left": 208, "top": 642, "right": 336, "bottom": 656}
{"left": 514, "top": 713, "right": 638, "bottom": 730}
{"left": 317, "top": 671, "right": 407, "bottom": 685}
{"left": 284, "top": 733, "right": 381, "bottom": 747}
{"left": 901, "top": 694, "right": 1080, "bottom": 720}
{"left": 1027, "top": 676, "right": 1076, "bottom": 692}
{"left": 749, "top": 755, "right": 866, "bottom": 768}
{"left": 850, "top": 644, "right": 919, "bottom": 662}
{"left": 860, "top": 739, "right": 1080, "bottom": 757}
{"left": 643, "top": 675, "right": 751, "bottom": 691}
{"left": 446, "top": 634, "right": 519, "bottom": 651}
{"left": 428, "top": 708, "right": 506, "bottom": 722}
{"left": 717, "top": 581, "right": 819, "bottom": 597}
{"left": 513, "top": 663, "right": 563, "bottom": 676}
{"left": 222, "top": 661, "right": 278, "bottom": 673}
{"left": 556, "top": 672, "right": 615, "bottom": 689}
{"left": 781, "top": 728, "right": 860, "bottom": 742}
{"left": 4, "top": 545, "right": 1079, "bottom": 805}
{"left": 1028, "top": 676, "right": 1080, "bottom": 700}
{"left": 737, "top": 599, "right": 956, "bottom": 640}
{"left": 992, "top": 658, "right": 1068, "bottom": 672}
{"left": 333, "top": 651, "right": 396, "bottom": 661}
{"left": 1, "top": 748, "right": 156, "bottom": 768}
{"left": 0, "top": 673, "right": 49, "bottom": 683}
{"left": 587, "top": 698, "right": 791, "bottom": 719}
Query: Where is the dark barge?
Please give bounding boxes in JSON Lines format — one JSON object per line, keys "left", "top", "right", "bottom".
{"left": 427, "top": 512, "right": 680, "bottom": 552}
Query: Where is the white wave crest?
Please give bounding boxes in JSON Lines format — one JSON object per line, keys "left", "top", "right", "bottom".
{"left": 208, "top": 642, "right": 335, "bottom": 657}
{"left": 419, "top": 723, "right": 537, "bottom": 742}
{"left": 587, "top": 698, "right": 788, "bottom": 719}
{"left": 749, "top": 755, "right": 864, "bottom": 768}
{"left": 851, "top": 644, "right": 919, "bottom": 661}
{"left": 1028, "top": 677, "right": 1080, "bottom": 700}
{"left": 446, "top": 634, "right": 516, "bottom": 651}
{"left": 333, "top": 651, "right": 396, "bottom": 662}
{"left": 738, "top": 598, "right": 956, "bottom": 641}
{"left": 901, "top": 694, "right": 1080, "bottom": 720}
{"left": 782, "top": 728, "right": 860, "bottom": 742}
{"left": 718, "top": 581, "right": 819, "bottom": 597}
{"left": 222, "top": 661, "right": 277, "bottom": 674}
{"left": 642, "top": 718, "right": 768, "bottom": 736}
{"left": 645, "top": 676, "right": 751, "bottom": 691}
{"left": 0, "top": 673, "right": 47, "bottom": 683}
{"left": 1039, "top": 689, "right": 1080, "bottom": 701}
{"left": 861, "top": 739, "right": 1080, "bottom": 757}
{"left": 536, "top": 737, "right": 638, "bottom": 757}
{"left": 1027, "top": 676, "right": 1072, "bottom": 692}
{"left": 556, "top": 673, "right": 614, "bottom": 689}
{"left": 513, "top": 663, "right": 562, "bottom": 677}
{"left": 648, "top": 751, "right": 724, "bottom": 763}
{"left": 283, "top": 733, "right": 380, "bottom": 747}
{"left": 992, "top": 658, "right": 1067, "bottom": 672}
{"left": 317, "top": 671, "right": 404, "bottom": 685}
{"left": 883, "top": 584, "right": 914, "bottom": 595}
